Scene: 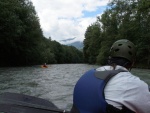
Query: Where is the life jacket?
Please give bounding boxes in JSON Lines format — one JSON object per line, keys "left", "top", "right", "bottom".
{"left": 70, "top": 69, "right": 135, "bottom": 113}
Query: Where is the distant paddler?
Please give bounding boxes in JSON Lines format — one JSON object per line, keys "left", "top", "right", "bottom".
{"left": 41, "top": 63, "right": 48, "bottom": 68}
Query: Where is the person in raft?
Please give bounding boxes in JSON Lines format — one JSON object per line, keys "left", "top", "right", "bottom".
{"left": 70, "top": 39, "right": 150, "bottom": 113}
{"left": 43, "top": 63, "right": 47, "bottom": 67}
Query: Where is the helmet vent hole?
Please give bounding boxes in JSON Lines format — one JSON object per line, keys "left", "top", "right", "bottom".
{"left": 115, "top": 49, "right": 119, "bottom": 52}
{"left": 128, "top": 45, "right": 131, "bottom": 49}
{"left": 118, "top": 44, "right": 122, "bottom": 46}
{"left": 128, "top": 51, "right": 132, "bottom": 55}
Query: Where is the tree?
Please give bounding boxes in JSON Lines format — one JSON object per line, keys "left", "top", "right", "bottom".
{"left": 0, "top": 0, "right": 44, "bottom": 66}
{"left": 83, "top": 0, "right": 150, "bottom": 68}
{"left": 83, "top": 21, "right": 102, "bottom": 64}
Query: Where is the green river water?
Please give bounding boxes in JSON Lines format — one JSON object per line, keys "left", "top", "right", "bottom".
{"left": 0, "top": 64, "right": 149, "bottom": 110}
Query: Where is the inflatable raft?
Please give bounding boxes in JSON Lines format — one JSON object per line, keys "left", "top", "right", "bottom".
{"left": 0, "top": 92, "right": 69, "bottom": 113}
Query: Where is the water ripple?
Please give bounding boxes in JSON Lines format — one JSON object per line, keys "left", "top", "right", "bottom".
{"left": 0, "top": 64, "right": 149, "bottom": 111}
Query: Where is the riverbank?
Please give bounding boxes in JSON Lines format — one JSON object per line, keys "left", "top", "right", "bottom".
{"left": 134, "top": 64, "right": 150, "bottom": 69}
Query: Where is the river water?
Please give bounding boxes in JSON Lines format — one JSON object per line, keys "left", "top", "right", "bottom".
{"left": 0, "top": 64, "right": 150, "bottom": 111}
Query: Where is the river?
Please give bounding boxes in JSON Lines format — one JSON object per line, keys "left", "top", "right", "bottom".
{"left": 0, "top": 64, "right": 150, "bottom": 111}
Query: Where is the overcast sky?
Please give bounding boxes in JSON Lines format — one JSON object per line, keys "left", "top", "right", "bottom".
{"left": 30, "top": 0, "right": 110, "bottom": 44}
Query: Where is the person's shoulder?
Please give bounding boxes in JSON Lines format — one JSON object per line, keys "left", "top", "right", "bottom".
{"left": 96, "top": 65, "right": 143, "bottom": 83}
{"left": 116, "top": 70, "right": 147, "bottom": 89}
{"left": 114, "top": 65, "right": 138, "bottom": 79}
{"left": 96, "top": 65, "right": 113, "bottom": 71}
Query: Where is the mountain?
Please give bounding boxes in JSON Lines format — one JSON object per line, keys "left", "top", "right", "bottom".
{"left": 67, "top": 41, "right": 83, "bottom": 50}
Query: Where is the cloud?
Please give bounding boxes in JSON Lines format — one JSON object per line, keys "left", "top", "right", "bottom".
{"left": 31, "top": 0, "right": 110, "bottom": 43}
{"left": 60, "top": 37, "right": 76, "bottom": 42}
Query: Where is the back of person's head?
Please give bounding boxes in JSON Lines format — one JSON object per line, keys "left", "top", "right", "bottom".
{"left": 108, "top": 39, "right": 136, "bottom": 69}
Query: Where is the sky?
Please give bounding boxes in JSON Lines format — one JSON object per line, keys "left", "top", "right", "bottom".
{"left": 30, "top": 0, "right": 110, "bottom": 44}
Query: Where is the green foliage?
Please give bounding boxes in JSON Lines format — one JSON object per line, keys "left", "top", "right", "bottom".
{"left": 96, "top": 41, "right": 111, "bottom": 65}
{"left": 0, "top": 0, "right": 83, "bottom": 66}
{"left": 0, "top": 0, "right": 43, "bottom": 66}
{"left": 83, "top": 0, "right": 150, "bottom": 68}
{"left": 63, "top": 45, "right": 83, "bottom": 63}
{"left": 83, "top": 22, "right": 102, "bottom": 64}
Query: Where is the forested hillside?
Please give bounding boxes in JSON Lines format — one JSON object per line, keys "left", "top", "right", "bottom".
{"left": 1, "top": 0, "right": 149, "bottom": 68}
{"left": 83, "top": 0, "right": 150, "bottom": 68}
{"left": 0, "top": 0, "right": 83, "bottom": 66}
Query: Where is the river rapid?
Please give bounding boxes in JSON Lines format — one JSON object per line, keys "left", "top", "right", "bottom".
{"left": 0, "top": 64, "right": 150, "bottom": 111}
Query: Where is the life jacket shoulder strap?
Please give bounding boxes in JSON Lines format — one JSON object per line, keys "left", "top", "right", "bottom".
{"left": 94, "top": 69, "right": 127, "bottom": 83}
{"left": 95, "top": 69, "right": 135, "bottom": 113}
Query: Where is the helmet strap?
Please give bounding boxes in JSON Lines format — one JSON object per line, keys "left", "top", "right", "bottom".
{"left": 129, "top": 61, "right": 135, "bottom": 71}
